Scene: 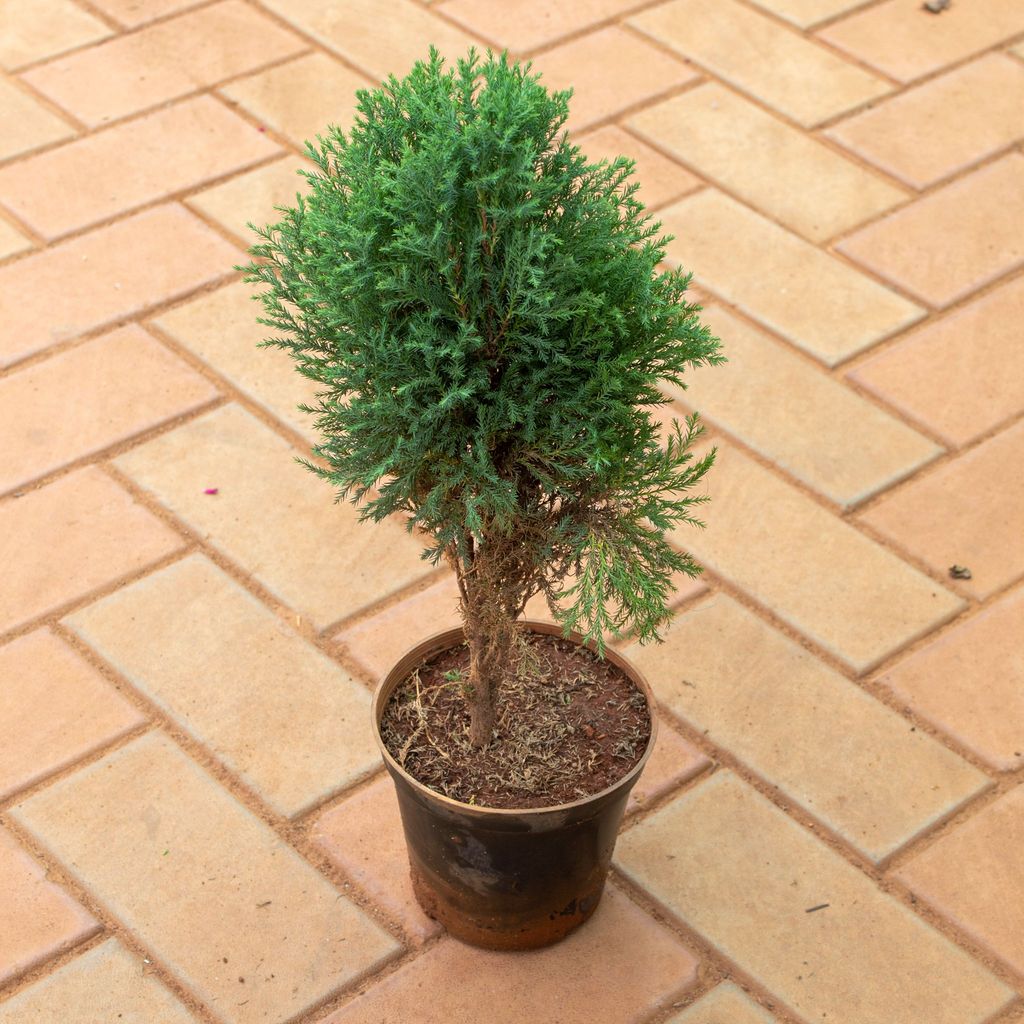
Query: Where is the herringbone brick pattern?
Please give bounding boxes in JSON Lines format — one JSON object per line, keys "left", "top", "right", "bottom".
{"left": 1, "top": 1, "right": 1023, "bottom": 1021}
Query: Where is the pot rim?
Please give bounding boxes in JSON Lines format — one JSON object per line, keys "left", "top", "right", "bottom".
{"left": 371, "top": 619, "right": 659, "bottom": 818}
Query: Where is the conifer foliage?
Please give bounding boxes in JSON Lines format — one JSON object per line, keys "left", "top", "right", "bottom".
{"left": 246, "top": 47, "right": 723, "bottom": 747}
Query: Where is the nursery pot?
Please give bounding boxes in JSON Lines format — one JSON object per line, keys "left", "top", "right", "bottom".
{"left": 372, "top": 620, "right": 658, "bottom": 951}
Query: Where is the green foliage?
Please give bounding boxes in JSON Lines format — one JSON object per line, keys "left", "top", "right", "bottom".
{"left": 245, "top": 46, "right": 723, "bottom": 652}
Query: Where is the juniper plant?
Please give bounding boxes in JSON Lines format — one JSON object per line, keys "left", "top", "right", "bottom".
{"left": 245, "top": 47, "right": 723, "bottom": 748}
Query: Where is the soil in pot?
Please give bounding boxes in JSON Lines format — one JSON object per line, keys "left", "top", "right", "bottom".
{"left": 378, "top": 631, "right": 651, "bottom": 809}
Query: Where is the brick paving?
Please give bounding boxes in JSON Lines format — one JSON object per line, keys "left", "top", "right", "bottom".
{"left": 0, "top": 1, "right": 1022, "bottom": 1021}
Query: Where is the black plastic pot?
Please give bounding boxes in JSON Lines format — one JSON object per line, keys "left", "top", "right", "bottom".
{"left": 372, "top": 620, "right": 657, "bottom": 950}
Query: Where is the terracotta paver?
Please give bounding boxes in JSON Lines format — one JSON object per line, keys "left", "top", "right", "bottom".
{"left": 827, "top": 55, "right": 1024, "bottom": 189}
{"left": 22, "top": 1, "right": 305, "bottom": 127}
{"left": 743, "top": 0, "right": 864, "bottom": 29}
{"left": 321, "top": 884, "right": 698, "bottom": 1024}
{"left": 335, "top": 575, "right": 463, "bottom": 682}
{"left": 0, "top": 204, "right": 240, "bottom": 369}
{"left": 668, "top": 982, "right": 776, "bottom": 1024}
{"left": 860, "top": 419, "right": 1024, "bottom": 600}
{"left": 879, "top": 587, "right": 1024, "bottom": 771}
{"left": 0, "top": 0, "right": 110, "bottom": 70}
{"left": 114, "top": 403, "right": 433, "bottom": 628}
{"left": 848, "top": 275, "right": 1024, "bottom": 448}
{"left": 258, "top": 0, "right": 478, "bottom": 81}
{"left": 438, "top": 0, "right": 642, "bottom": 53}
{"left": 0, "top": 939, "right": 196, "bottom": 1024}
{"left": 0, "top": 629, "right": 144, "bottom": 802}
{"left": 818, "top": 0, "right": 1024, "bottom": 83}
{"left": 625, "top": 722, "right": 710, "bottom": 816}
{"left": 151, "top": 281, "right": 317, "bottom": 444}
{"left": 185, "top": 155, "right": 316, "bottom": 245}
{"left": 10, "top": 733, "right": 400, "bottom": 1024}
{"left": 838, "top": 154, "right": 1024, "bottom": 308}
{"left": 674, "top": 443, "right": 964, "bottom": 672}
{"left": 666, "top": 304, "right": 940, "bottom": 506}
{"left": 616, "top": 772, "right": 1014, "bottom": 1024}
{"left": 0, "top": 467, "right": 183, "bottom": 636}
{"left": 0, "top": 76, "right": 73, "bottom": 163}
{"left": 627, "top": 594, "right": 988, "bottom": 861}
{"left": 0, "top": 216, "right": 28, "bottom": 259}
{"left": 576, "top": 125, "right": 701, "bottom": 209}
{"left": 3, "top": 1, "right": 1024, "bottom": 1019}
{"left": 313, "top": 774, "right": 441, "bottom": 944}
{"left": 658, "top": 190, "right": 925, "bottom": 366}
{"left": 0, "top": 95, "right": 279, "bottom": 239}
{"left": 65, "top": 554, "right": 380, "bottom": 818}
{"left": 896, "top": 786, "right": 1024, "bottom": 975}
{"left": 630, "top": 83, "right": 906, "bottom": 243}
{"left": 220, "top": 53, "right": 371, "bottom": 148}
{"left": 629, "top": 0, "right": 890, "bottom": 127}
{"left": 87, "top": 0, "right": 202, "bottom": 27}
{"left": 0, "top": 324, "right": 218, "bottom": 495}
{"left": 0, "top": 827, "right": 98, "bottom": 987}
{"left": 530, "top": 26, "right": 697, "bottom": 134}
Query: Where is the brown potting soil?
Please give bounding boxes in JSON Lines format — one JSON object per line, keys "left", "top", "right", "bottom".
{"left": 379, "top": 632, "right": 651, "bottom": 809}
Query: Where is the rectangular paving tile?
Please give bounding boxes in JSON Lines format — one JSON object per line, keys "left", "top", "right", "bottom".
{"left": 0, "top": 939, "right": 196, "bottom": 1024}
{"left": 185, "top": 154, "right": 316, "bottom": 245}
{"left": 629, "top": 83, "right": 906, "bottom": 242}
{"left": 0, "top": 95, "right": 279, "bottom": 239}
{"left": 674, "top": 443, "right": 964, "bottom": 673}
{"left": 664, "top": 304, "right": 939, "bottom": 506}
{"left": 0, "top": 204, "right": 240, "bottom": 369}
{"left": 313, "top": 774, "right": 441, "bottom": 944}
{"left": 438, "top": 0, "right": 643, "bottom": 52}
{"left": 818, "top": 0, "right": 1024, "bottom": 82}
{"left": 151, "top": 281, "right": 317, "bottom": 444}
{"left": 0, "top": 75, "right": 73, "bottom": 163}
{"left": 625, "top": 723, "right": 709, "bottom": 817}
{"left": 87, "top": 0, "right": 201, "bottom": 27}
{"left": 0, "top": 467, "right": 184, "bottom": 636}
{"left": 0, "top": 216, "right": 30, "bottom": 259}
{"left": 576, "top": 125, "right": 700, "bottom": 211}
{"left": 22, "top": 0, "right": 304, "bottom": 126}
{"left": 659, "top": 190, "right": 923, "bottom": 366}
{"left": 322, "top": 885, "right": 697, "bottom": 1024}
{"left": 0, "top": 827, "right": 98, "bottom": 986}
{"left": 895, "top": 786, "right": 1024, "bottom": 976}
{"left": 848, "top": 275, "right": 1024, "bottom": 447}
{"left": 0, "top": 629, "right": 145, "bottom": 802}
{"left": 616, "top": 772, "right": 1014, "bottom": 1024}
{"left": 0, "top": 324, "right": 218, "bottom": 495}
{"left": 220, "top": 53, "right": 371, "bottom": 149}
{"left": 669, "top": 982, "right": 775, "bottom": 1024}
{"left": 626, "top": 594, "right": 988, "bottom": 861}
{"left": 629, "top": 0, "right": 890, "bottom": 127}
{"left": 10, "top": 733, "right": 400, "bottom": 1024}
{"left": 66, "top": 554, "right": 380, "bottom": 818}
{"left": 0, "top": 0, "right": 110, "bottom": 69}
{"left": 258, "top": 0, "right": 477, "bottom": 81}
{"left": 744, "top": 0, "right": 864, "bottom": 28}
{"left": 838, "top": 154, "right": 1024, "bottom": 308}
{"left": 334, "top": 575, "right": 463, "bottom": 682}
{"left": 530, "top": 26, "right": 697, "bottom": 134}
{"left": 827, "top": 55, "right": 1024, "bottom": 190}
{"left": 879, "top": 587, "right": 1024, "bottom": 771}
{"left": 114, "top": 403, "right": 433, "bottom": 628}
{"left": 859, "top": 419, "right": 1024, "bottom": 600}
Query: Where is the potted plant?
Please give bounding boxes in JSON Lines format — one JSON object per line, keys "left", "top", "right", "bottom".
{"left": 245, "top": 47, "right": 722, "bottom": 950}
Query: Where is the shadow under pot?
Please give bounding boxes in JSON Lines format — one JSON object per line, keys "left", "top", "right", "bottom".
{"left": 372, "top": 620, "right": 658, "bottom": 950}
